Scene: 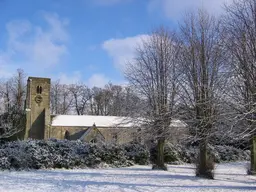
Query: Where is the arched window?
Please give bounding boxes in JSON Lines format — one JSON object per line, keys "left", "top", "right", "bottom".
{"left": 90, "top": 138, "right": 97, "bottom": 143}
{"left": 112, "top": 133, "right": 118, "bottom": 143}
{"left": 36, "top": 86, "right": 42, "bottom": 94}
{"left": 64, "top": 130, "right": 70, "bottom": 140}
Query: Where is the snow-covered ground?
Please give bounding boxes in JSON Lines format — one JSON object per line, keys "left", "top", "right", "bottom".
{"left": 0, "top": 162, "right": 255, "bottom": 192}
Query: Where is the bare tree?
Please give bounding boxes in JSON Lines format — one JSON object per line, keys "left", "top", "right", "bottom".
{"left": 69, "top": 83, "right": 92, "bottom": 115}
{"left": 0, "top": 80, "right": 12, "bottom": 113}
{"left": 223, "top": 0, "right": 256, "bottom": 174}
{"left": 121, "top": 86, "right": 143, "bottom": 116}
{"left": 106, "top": 84, "right": 123, "bottom": 116}
{"left": 178, "top": 10, "right": 225, "bottom": 178}
{"left": 51, "top": 81, "right": 73, "bottom": 115}
{"left": 0, "top": 69, "right": 26, "bottom": 139}
{"left": 89, "top": 87, "right": 112, "bottom": 116}
{"left": 51, "top": 80, "right": 61, "bottom": 114}
{"left": 12, "top": 69, "right": 26, "bottom": 111}
{"left": 60, "top": 84, "right": 73, "bottom": 114}
{"left": 125, "top": 27, "right": 180, "bottom": 170}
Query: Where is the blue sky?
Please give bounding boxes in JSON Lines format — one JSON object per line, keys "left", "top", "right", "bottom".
{"left": 0, "top": 0, "right": 231, "bottom": 87}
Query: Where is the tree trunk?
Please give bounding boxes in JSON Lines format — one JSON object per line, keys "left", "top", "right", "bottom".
{"left": 198, "top": 140, "right": 207, "bottom": 174}
{"left": 152, "top": 138, "right": 167, "bottom": 170}
{"left": 250, "top": 136, "right": 256, "bottom": 175}
{"left": 196, "top": 139, "right": 214, "bottom": 179}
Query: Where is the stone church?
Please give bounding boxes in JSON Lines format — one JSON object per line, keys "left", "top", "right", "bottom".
{"left": 24, "top": 77, "right": 187, "bottom": 143}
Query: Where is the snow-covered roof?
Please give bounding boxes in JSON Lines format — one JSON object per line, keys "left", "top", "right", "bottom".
{"left": 169, "top": 119, "right": 187, "bottom": 128}
{"left": 51, "top": 115, "right": 187, "bottom": 128}
{"left": 51, "top": 115, "right": 136, "bottom": 128}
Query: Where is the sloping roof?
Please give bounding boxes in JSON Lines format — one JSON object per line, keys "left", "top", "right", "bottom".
{"left": 78, "top": 127, "right": 93, "bottom": 139}
{"left": 51, "top": 115, "right": 187, "bottom": 128}
{"left": 51, "top": 115, "right": 135, "bottom": 128}
{"left": 78, "top": 126, "right": 105, "bottom": 141}
{"left": 69, "top": 129, "right": 87, "bottom": 140}
{"left": 169, "top": 119, "right": 187, "bottom": 128}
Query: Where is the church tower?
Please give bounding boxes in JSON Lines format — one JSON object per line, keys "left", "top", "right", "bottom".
{"left": 25, "top": 77, "right": 51, "bottom": 139}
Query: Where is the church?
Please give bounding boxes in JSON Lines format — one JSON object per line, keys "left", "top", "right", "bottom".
{"left": 24, "top": 77, "right": 187, "bottom": 143}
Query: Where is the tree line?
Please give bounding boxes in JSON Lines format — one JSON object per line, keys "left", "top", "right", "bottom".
{"left": 0, "top": 70, "right": 143, "bottom": 117}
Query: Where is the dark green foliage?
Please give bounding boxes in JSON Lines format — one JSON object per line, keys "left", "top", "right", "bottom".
{"left": 100, "top": 144, "right": 133, "bottom": 167}
{"left": 150, "top": 143, "right": 250, "bottom": 164}
{"left": 0, "top": 140, "right": 249, "bottom": 171}
{"left": 164, "top": 143, "right": 181, "bottom": 163}
{"left": 0, "top": 139, "right": 149, "bottom": 170}
{"left": 124, "top": 142, "right": 150, "bottom": 165}
{"left": 209, "top": 145, "right": 250, "bottom": 163}
{"left": 150, "top": 143, "right": 181, "bottom": 164}
{"left": 0, "top": 107, "right": 26, "bottom": 140}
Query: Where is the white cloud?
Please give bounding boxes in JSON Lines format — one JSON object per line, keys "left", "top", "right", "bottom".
{"left": 0, "top": 12, "right": 69, "bottom": 77}
{"left": 57, "top": 71, "right": 82, "bottom": 84}
{"left": 0, "top": 52, "right": 16, "bottom": 78}
{"left": 102, "top": 34, "right": 150, "bottom": 71}
{"left": 148, "top": 0, "right": 233, "bottom": 20}
{"left": 0, "top": 65, "right": 17, "bottom": 79}
{"left": 55, "top": 72, "right": 125, "bottom": 88}
{"left": 93, "top": 0, "right": 131, "bottom": 6}
{"left": 87, "top": 73, "right": 109, "bottom": 88}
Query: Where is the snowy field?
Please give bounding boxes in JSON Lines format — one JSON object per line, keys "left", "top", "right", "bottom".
{"left": 0, "top": 162, "right": 255, "bottom": 192}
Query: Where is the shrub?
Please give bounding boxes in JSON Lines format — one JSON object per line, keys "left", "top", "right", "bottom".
{"left": 124, "top": 142, "right": 150, "bottom": 165}
{"left": 150, "top": 143, "right": 194, "bottom": 164}
{"left": 150, "top": 143, "right": 179, "bottom": 164}
{"left": 212, "top": 145, "right": 250, "bottom": 162}
{"left": 150, "top": 142, "right": 249, "bottom": 164}
{"left": 100, "top": 144, "right": 133, "bottom": 167}
{"left": 0, "top": 139, "right": 249, "bottom": 171}
{"left": 0, "top": 139, "right": 149, "bottom": 170}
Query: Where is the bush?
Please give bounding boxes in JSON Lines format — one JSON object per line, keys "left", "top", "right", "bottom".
{"left": 0, "top": 139, "right": 150, "bottom": 170}
{"left": 100, "top": 144, "right": 133, "bottom": 167}
{"left": 0, "top": 139, "right": 249, "bottom": 171}
{"left": 150, "top": 143, "right": 194, "bottom": 164}
{"left": 212, "top": 145, "right": 250, "bottom": 162}
{"left": 124, "top": 142, "right": 150, "bottom": 165}
{"left": 149, "top": 142, "right": 249, "bottom": 164}
{"left": 150, "top": 143, "right": 178, "bottom": 164}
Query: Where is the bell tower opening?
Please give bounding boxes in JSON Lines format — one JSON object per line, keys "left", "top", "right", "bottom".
{"left": 36, "top": 85, "right": 42, "bottom": 94}
{"left": 25, "top": 77, "right": 51, "bottom": 139}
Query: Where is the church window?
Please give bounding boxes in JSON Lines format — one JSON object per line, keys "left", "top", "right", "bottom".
{"left": 90, "top": 139, "right": 97, "bottom": 143}
{"left": 112, "top": 133, "right": 118, "bottom": 142}
{"left": 36, "top": 86, "right": 42, "bottom": 94}
{"left": 64, "top": 130, "right": 70, "bottom": 140}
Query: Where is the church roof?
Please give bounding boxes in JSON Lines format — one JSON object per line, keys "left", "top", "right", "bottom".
{"left": 51, "top": 115, "right": 187, "bottom": 128}
{"left": 51, "top": 115, "right": 136, "bottom": 128}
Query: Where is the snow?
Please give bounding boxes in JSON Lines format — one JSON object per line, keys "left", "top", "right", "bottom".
{"left": 51, "top": 115, "right": 186, "bottom": 128}
{"left": 0, "top": 162, "right": 255, "bottom": 192}
{"left": 51, "top": 115, "right": 136, "bottom": 128}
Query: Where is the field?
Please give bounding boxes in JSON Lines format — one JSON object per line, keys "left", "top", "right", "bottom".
{"left": 0, "top": 162, "right": 255, "bottom": 192}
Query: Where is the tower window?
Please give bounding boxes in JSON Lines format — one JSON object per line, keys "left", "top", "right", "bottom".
{"left": 36, "top": 86, "right": 42, "bottom": 94}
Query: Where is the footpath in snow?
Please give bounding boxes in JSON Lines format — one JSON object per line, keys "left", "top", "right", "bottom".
{"left": 0, "top": 162, "right": 255, "bottom": 192}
